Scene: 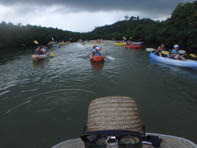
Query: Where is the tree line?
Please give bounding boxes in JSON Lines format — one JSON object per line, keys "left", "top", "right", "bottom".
{"left": 90, "top": 1, "right": 197, "bottom": 51}
{"left": 0, "top": 1, "right": 196, "bottom": 52}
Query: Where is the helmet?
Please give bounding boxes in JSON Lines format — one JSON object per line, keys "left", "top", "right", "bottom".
{"left": 95, "top": 47, "right": 100, "bottom": 50}
{"left": 174, "top": 44, "right": 179, "bottom": 48}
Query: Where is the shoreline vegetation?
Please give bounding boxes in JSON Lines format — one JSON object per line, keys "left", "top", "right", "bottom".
{"left": 0, "top": 1, "right": 196, "bottom": 53}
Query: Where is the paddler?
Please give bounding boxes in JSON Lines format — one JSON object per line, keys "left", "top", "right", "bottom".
{"left": 91, "top": 45, "right": 102, "bottom": 57}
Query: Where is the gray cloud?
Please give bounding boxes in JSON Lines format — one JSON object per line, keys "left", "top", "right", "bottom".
{"left": 0, "top": 0, "right": 195, "bottom": 32}
{"left": 0, "top": 0, "right": 195, "bottom": 15}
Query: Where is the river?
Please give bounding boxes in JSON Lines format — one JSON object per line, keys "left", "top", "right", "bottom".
{"left": 0, "top": 41, "right": 197, "bottom": 148}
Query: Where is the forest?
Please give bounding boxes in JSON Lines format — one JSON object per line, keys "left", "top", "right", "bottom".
{"left": 0, "top": 1, "right": 196, "bottom": 51}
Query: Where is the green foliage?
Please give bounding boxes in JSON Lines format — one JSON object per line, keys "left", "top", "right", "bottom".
{"left": 0, "top": 1, "right": 197, "bottom": 52}
{"left": 0, "top": 23, "right": 84, "bottom": 49}
{"left": 88, "top": 1, "right": 197, "bottom": 51}
{"left": 157, "top": 1, "right": 196, "bottom": 50}
{"left": 90, "top": 18, "right": 161, "bottom": 44}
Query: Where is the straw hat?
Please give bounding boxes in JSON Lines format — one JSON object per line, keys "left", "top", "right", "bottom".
{"left": 87, "top": 96, "right": 143, "bottom": 133}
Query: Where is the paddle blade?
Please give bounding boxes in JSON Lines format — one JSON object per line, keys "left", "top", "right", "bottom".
{"left": 106, "top": 56, "right": 115, "bottom": 60}
{"left": 34, "top": 40, "right": 39, "bottom": 45}
{"left": 50, "top": 52, "right": 56, "bottom": 57}
{"left": 146, "top": 48, "right": 155, "bottom": 52}
{"left": 179, "top": 50, "right": 186, "bottom": 54}
{"left": 189, "top": 53, "right": 197, "bottom": 58}
{"left": 161, "top": 51, "right": 170, "bottom": 55}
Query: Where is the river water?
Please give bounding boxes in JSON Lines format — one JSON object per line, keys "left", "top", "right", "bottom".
{"left": 0, "top": 42, "right": 197, "bottom": 148}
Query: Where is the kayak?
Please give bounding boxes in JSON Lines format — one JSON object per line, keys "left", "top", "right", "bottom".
{"left": 52, "top": 133, "right": 197, "bottom": 148}
{"left": 114, "top": 42, "right": 126, "bottom": 46}
{"left": 91, "top": 61, "right": 104, "bottom": 71}
{"left": 90, "top": 55, "right": 104, "bottom": 62}
{"left": 150, "top": 53, "right": 197, "bottom": 69}
{"left": 58, "top": 41, "right": 70, "bottom": 45}
{"left": 125, "top": 44, "right": 141, "bottom": 49}
{"left": 88, "top": 41, "right": 104, "bottom": 44}
{"left": 131, "top": 41, "right": 143, "bottom": 45}
{"left": 32, "top": 54, "right": 48, "bottom": 61}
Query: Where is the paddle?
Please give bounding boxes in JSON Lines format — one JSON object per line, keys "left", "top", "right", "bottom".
{"left": 179, "top": 50, "right": 186, "bottom": 54}
{"left": 146, "top": 48, "right": 155, "bottom": 52}
{"left": 50, "top": 51, "right": 56, "bottom": 58}
{"left": 189, "top": 53, "right": 197, "bottom": 58}
{"left": 161, "top": 51, "right": 170, "bottom": 55}
{"left": 146, "top": 48, "right": 169, "bottom": 56}
{"left": 34, "top": 40, "right": 39, "bottom": 45}
{"left": 161, "top": 50, "right": 186, "bottom": 55}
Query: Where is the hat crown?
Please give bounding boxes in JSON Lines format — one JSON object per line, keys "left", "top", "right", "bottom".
{"left": 87, "top": 96, "right": 143, "bottom": 133}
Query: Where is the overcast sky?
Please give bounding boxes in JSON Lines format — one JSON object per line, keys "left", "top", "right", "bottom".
{"left": 0, "top": 0, "right": 195, "bottom": 32}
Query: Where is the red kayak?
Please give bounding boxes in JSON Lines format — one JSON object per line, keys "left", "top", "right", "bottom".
{"left": 125, "top": 44, "right": 141, "bottom": 49}
{"left": 130, "top": 45, "right": 141, "bottom": 49}
{"left": 90, "top": 55, "right": 104, "bottom": 62}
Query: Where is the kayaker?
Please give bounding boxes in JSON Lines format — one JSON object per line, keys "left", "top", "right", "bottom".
{"left": 35, "top": 46, "right": 43, "bottom": 55}
{"left": 170, "top": 44, "right": 185, "bottom": 60}
{"left": 35, "top": 46, "right": 47, "bottom": 55}
{"left": 155, "top": 43, "right": 166, "bottom": 57}
{"left": 41, "top": 46, "right": 47, "bottom": 54}
{"left": 91, "top": 45, "right": 102, "bottom": 57}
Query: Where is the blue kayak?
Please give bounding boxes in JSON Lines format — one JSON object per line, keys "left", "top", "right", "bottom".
{"left": 150, "top": 53, "right": 197, "bottom": 69}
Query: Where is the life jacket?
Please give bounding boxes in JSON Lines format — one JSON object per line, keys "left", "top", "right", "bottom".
{"left": 37, "top": 49, "right": 44, "bottom": 55}
{"left": 93, "top": 48, "right": 101, "bottom": 56}
{"left": 170, "top": 49, "right": 180, "bottom": 58}
{"left": 170, "top": 49, "right": 179, "bottom": 55}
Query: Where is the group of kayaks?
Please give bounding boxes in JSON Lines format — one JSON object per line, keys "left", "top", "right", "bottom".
{"left": 32, "top": 42, "right": 197, "bottom": 69}
{"left": 32, "top": 46, "right": 104, "bottom": 63}
{"left": 114, "top": 41, "right": 142, "bottom": 49}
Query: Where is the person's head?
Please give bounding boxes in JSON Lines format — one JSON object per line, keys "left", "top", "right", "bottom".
{"left": 95, "top": 47, "right": 100, "bottom": 50}
{"left": 174, "top": 44, "right": 179, "bottom": 49}
{"left": 161, "top": 43, "right": 165, "bottom": 48}
{"left": 93, "top": 45, "right": 97, "bottom": 49}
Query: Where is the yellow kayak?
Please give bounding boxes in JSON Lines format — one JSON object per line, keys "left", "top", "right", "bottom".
{"left": 114, "top": 42, "right": 126, "bottom": 46}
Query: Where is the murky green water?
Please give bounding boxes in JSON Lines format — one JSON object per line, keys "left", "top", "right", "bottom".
{"left": 0, "top": 42, "right": 197, "bottom": 148}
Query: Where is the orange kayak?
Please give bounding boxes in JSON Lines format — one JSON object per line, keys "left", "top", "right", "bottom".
{"left": 90, "top": 55, "right": 104, "bottom": 62}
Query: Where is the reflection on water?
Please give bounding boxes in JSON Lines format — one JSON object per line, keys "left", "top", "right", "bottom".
{"left": 0, "top": 42, "right": 197, "bottom": 148}
{"left": 150, "top": 59, "right": 197, "bottom": 79}
{"left": 91, "top": 61, "right": 104, "bottom": 71}
{"left": 33, "top": 59, "right": 49, "bottom": 69}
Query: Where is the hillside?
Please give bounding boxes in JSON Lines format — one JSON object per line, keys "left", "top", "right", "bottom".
{"left": 0, "top": 1, "right": 197, "bottom": 51}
